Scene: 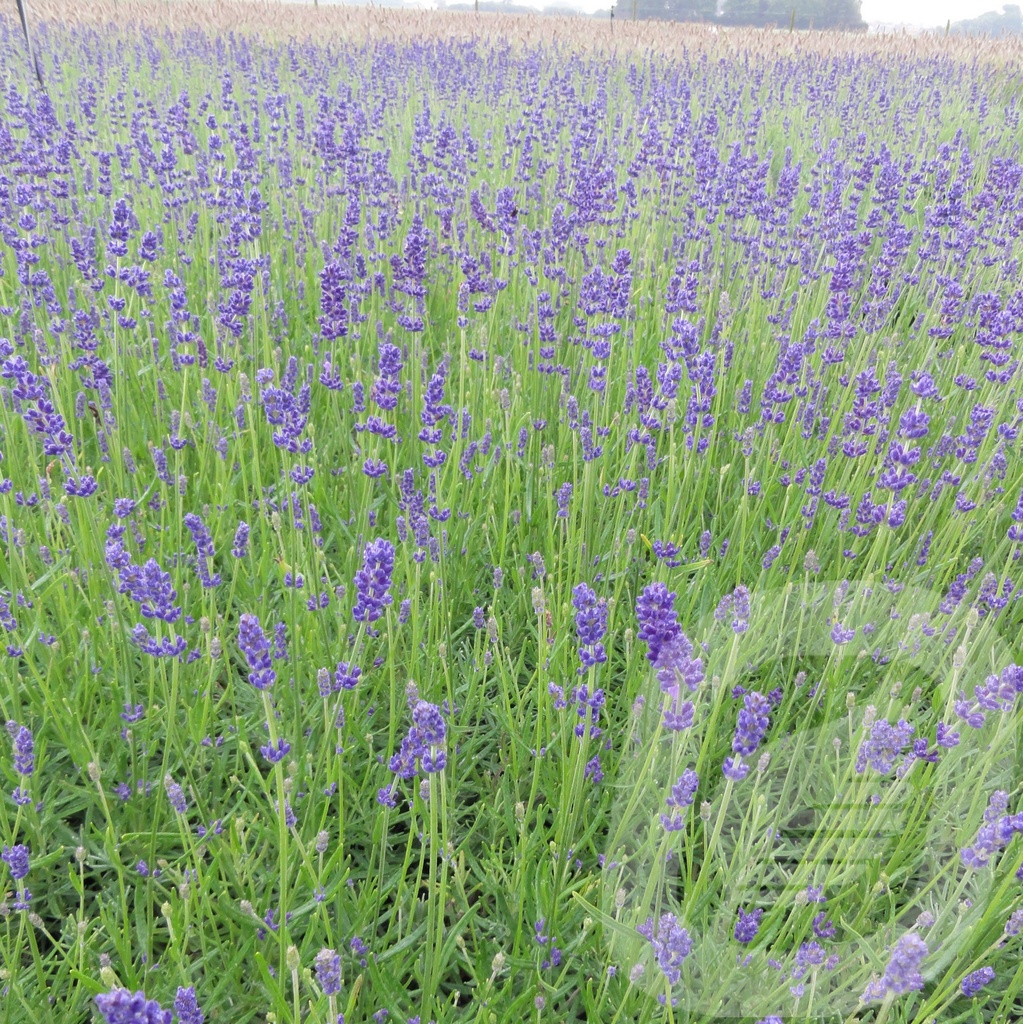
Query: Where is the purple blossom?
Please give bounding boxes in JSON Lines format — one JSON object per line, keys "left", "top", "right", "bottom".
{"left": 387, "top": 699, "right": 448, "bottom": 783}
{"left": 637, "top": 912, "right": 692, "bottom": 985}
{"left": 571, "top": 683, "right": 605, "bottom": 739}
{"left": 635, "top": 583, "right": 703, "bottom": 732}
{"left": 413, "top": 700, "right": 446, "bottom": 746}
{"left": 961, "top": 966, "right": 994, "bottom": 998}
{"left": 660, "top": 768, "right": 698, "bottom": 831}
{"left": 238, "top": 614, "right": 276, "bottom": 691}
{"left": 130, "top": 625, "right": 187, "bottom": 660}
{"left": 974, "top": 665, "right": 1023, "bottom": 712}
{"left": 334, "top": 661, "right": 362, "bottom": 690}
{"left": 6, "top": 721, "right": 34, "bottom": 777}
{"left": 413, "top": 700, "right": 447, "bottom": 773}
{"left": 2, "top": 843, "right": 29, "bottom": 880}
{"left": 730, "top": 585, "right": 750, "bottom": 633}
{"left": 654, "top": 632, "right": 704, "bottom": 697}
{"left": 136, "top": 559, "right": 181, "bottom": 623}
{"left": 319, "top": 261, "right": 350, "bottom": 341}
{"left": 862, "top": 933, "right": 928, "bottom": 1002}
{"left": 173, "top": 988, "right": 204, "bottom": 1024}
{"left": 731, "top": 691, "right": 771, "bottom": 765}
{"left": 855, "top": 718, "right": 914, "bottom": 774}
{"left": 231, "top": 522, "right": 250, "bottom": 559}
{"left": 734, "top": 907, "right": 763, "bottom": 943}
{"left": 353, "top": 539, "right": 395, "bottom": 623}
{"left": 1004, "top": 908, "right": 1023, "bottom": 936}
{"left": 635, "top": 583, "right": 682, "bottom": 665}
{"left": 184, "top": 512, "right": 221, "bottom": 588}
{"left": 164, "top": 774, "right": 187, "bottom": 815}
{"left": 572, "top": 582, "right": 607, "bottom": 670}
{"left": 830, "top": 622, "right": 856, "bottom": 645}
{"left": 812, "top": 911, "right": 836, "bottom": 939}
{"left": 315, "top": 948, "right": 342, "bottom": 995}
{"left": 961, "top": 790, "right": 1021, "bottom": 868}
{"left": 555, "top": 482, "right": 573, "bottom": 518}
{"left": 95, "top": 991, "right": 172, "bottom": 1024}
{"left": 260, "top": 737, "right": 291, "bottom": 764}
{"left": 121, "top": 704, "right": 145, "bottom": 725}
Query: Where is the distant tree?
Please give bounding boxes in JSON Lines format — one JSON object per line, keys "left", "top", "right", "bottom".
{"left": 631, "top": 0, "right": 718, "bottom": 21}
{"left": 950, "top": 4, "right": 1023, "bottom": 34}
{"left": 629, "top": 0, "right": 865, "bottom": 26}
{"left": 718, "top": 0, "right": 771, "bottom": 24}
{"left": 817, "top": 0, "right": 866, "bottom": 28}
{"left": 720, "top": 0, "right": 864, "bottom": 27}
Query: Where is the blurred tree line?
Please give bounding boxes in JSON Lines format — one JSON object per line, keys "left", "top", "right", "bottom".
{"left": 627, "top": 0, "right": 866, "bottom": 28}
{"left": 949, "top": 4, "right": 1022, "bottom": 34}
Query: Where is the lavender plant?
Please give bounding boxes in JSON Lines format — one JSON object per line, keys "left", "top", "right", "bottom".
{"left": 0, "top": 7, "right": 1022, "bottom": 1024}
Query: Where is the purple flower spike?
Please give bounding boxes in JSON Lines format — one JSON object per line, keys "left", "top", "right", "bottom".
{"left": 831, "top": 622, "right": 856, "bottom": 645}
{"left": 94, "top": 990, "right": 172, "bottom": 1024}
{"left": 173, "top": 987, "right": 204, "bottom": 1024}
{"left": 319, "top": 261, "right": 350, "bottom": 342}
{"left": 412, "top": 700, "right": 446, "bottom": 746}
{"left": 238, "top": 614, "right": 275, "bottom": 691}
{"left": 572, "top": 582, "right": 608, "bottom": 670}
{"left": 635, "top": 583, "right": 703, "bottom": 711}
{"left": 164, "top": 774, "right": 187, "bottom": 815}
{"left": 731, "top": 585, "right": 750, "bottom": 634}
{"left": 260, "top": 737, "right": 291, "bottom": 764}
{"left": 414, "top": 700, "right": 447, "bottom": 774}
{"left": 231, "top": 522, "right": 250, "bottom": 559}
{"left": 960, "top": 790, "right": 1020, "bottom": 868}
{"left": 637, "top": 912, "right": 692, "bottom": 985}
{"left": 2, "top": 843, "right": 30, "bottom": 880}
{"left": 855, "top": 718, "right": 914, "bottom": 775}
{"left": 660, "top": 768, "right": 698, "bottom": 831}
{"left": 7, "top": 721, "right": 34, "bottom": 777}
{"left": 862, "top": 932, "right": 928, "bottom": 1002}
{"left": 961, "top": 966, "right": 995, "bottom": 998}
{"left": 315, "top": 948, "right": 342, "bottom": 995}
{"left": 734, "top": 907, "right": 763, "bottom": 943}
{"left": 137, "top": 559, "right": 182, "bottom": 623}
{"left": 184, "top": 512, "right": 221, "bottom": 588}
{"left": 636, "top": 583, "right": 682, "bottom": 665}
{"left": 883, "top": 932, "right": 928, "bottom": 994}
{"left": 654, "top": 633, "right": 704, "bottom": 696}
{"left": 732, "top": 691, "right": 772, "bottom": 757}
{"left": 334, "top": 661, "right": 362, "bottom": 690}
{"left": 353, "top": 539, "right": 395, "bottom": 623}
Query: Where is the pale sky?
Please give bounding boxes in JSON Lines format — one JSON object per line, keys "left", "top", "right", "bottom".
{"left": 463, "top": 0, "right": 1014, "bottom": 28}
{"left": 859, "top": 0, "right": 1006, "bottom": 25}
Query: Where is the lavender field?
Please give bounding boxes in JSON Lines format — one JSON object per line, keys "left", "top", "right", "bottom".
{"left": 2, "top": 5, "right": 1023, "bottom": 1023}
